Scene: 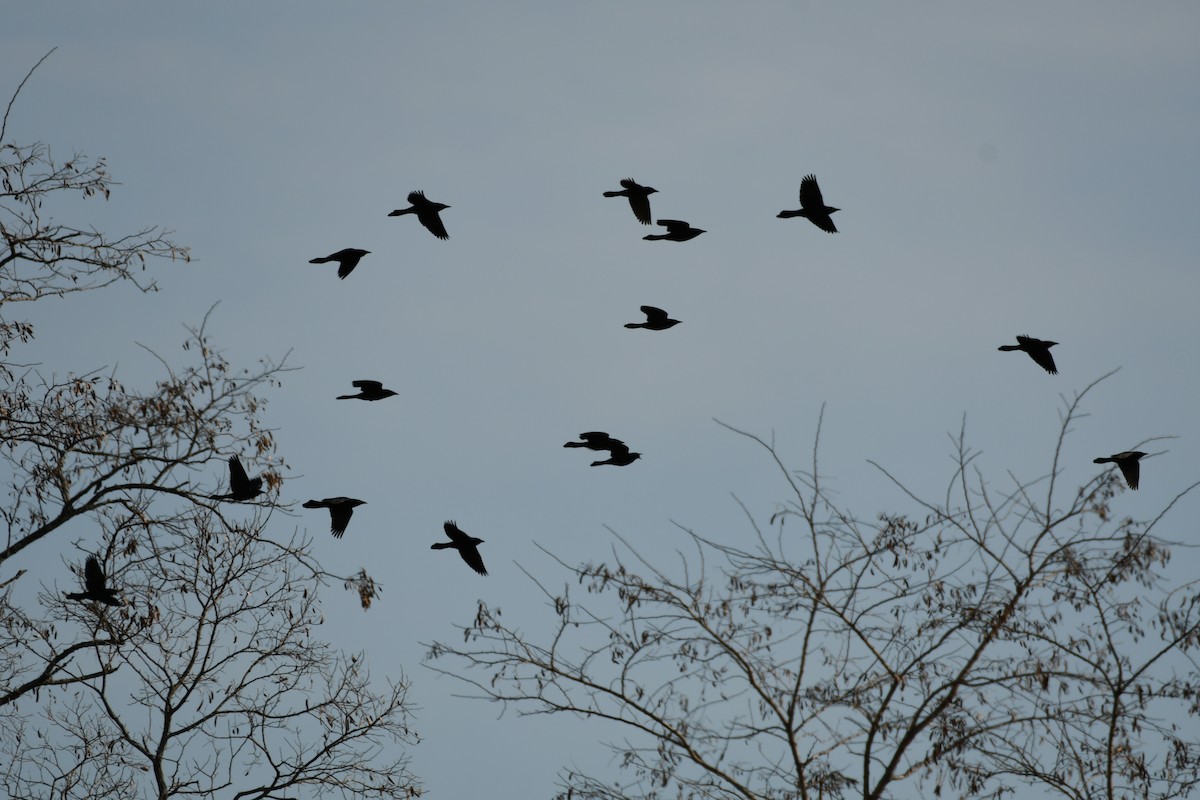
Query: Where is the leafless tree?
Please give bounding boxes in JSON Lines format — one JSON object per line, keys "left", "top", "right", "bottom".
{"left": 428, "top": 376, "right": 1200, "bottom": 800}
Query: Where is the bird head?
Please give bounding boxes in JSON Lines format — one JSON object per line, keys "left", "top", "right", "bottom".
{"left": 1045, "top": 341, "right": 1059, "bottom": 348}
{"left": 349, "top": 499, "right": 367, "bottom": 508}
{"left": 647, "top": 187, "right": 659, "bottom": 195}
{"left": 829, "top": 207, "right": 841, "bottom": 214}
{"left": 1128, "top": 451, "right": 1148, "bottom": 459}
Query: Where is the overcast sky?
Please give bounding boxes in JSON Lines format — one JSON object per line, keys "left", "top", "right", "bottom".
{"left": 4, "top": 3, "right": 1200, "bottom": 797}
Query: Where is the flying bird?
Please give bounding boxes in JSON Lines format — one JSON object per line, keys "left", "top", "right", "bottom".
{"left": 603, "top": 178, "right": 658, "bottom": 225}
{"left": 210, "top": 456, "right": 264, "bottom": 502}
{"left": 564, "top": 431, "right": 624, "bottom": 451}
{"left": 643, "top": 219, "right": 705, "bottom": 242}
{"left": 64, "top": 555, "right": 120, "bottom": 606}
{"left": 431, "top": 520, "right": 487, "bottom": 575}
{"left": 591, "top": 441, "right": 642, "bottom": 467}
{"left": 1093, "top": 451, "right": 1147, "bottom": 490}
{"left": 388, "top": 190, "right": 450, "bottom": 240}
{"left": 308, "top": 248, "right": 370, "bottom": 280}
{"left": 998, "top": 335, "right": 1058, "bottom": 375}
{"left": 777, "top": 174, "right": 840, "bottom": 233}
{"left": 303, "top": 497, "right": 366, "bottom": 538}
{"left": 625, "top": 305, "right": 681, "bottom": 331}
{"left": 337, "top": 380, "right": 399, "bottom": 401}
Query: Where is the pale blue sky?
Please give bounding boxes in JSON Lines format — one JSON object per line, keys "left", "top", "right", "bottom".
{"left": 4, "top": 3, "right": 1200, "bottom": 797}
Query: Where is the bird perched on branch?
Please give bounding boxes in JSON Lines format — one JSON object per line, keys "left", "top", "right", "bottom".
{"left": 64, "top": 555, "right": 120, "bottom": 606}
{"left": 303, "top": 497, "right": 367, "bottom": 538}
{"left": 625, "top": 305, "right": 681, "bottom": 331}
{"left": 388, "top": 190, "right": 450, "bottom": 240}
{"left": 998, "top": 335, "right": 1058, "bottom": 375}
{"left": 308, "top": 248, "right": 370, "bottom": 280}
{"left": 643, "top": 219, "right": 705, "bottom": 242}
{"left": 337, "top": 380, "right": 398, "bottom": 401}
{"left": 777, "top": 174, "right": 840, "bottom": 233}
{"left": 603, "top": 178, "right": 658, "bottom": 225}
{"left": 210, "top": 456, "right": 264, "bottom": 502}
{"left": 1093, "top": 451, "right": 1147, "bottom": 490}
{"left": 431, "top": 520, "right": 488, "bottom": 575}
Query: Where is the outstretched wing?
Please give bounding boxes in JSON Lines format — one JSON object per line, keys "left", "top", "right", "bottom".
{"left": 329, "top": 505, "right": 354, "bottom": 538}
{"left": 228, "top": 456, "right": 252, "bottom": 494}
{"left": 418, "top": 209, "right": 450, "bottom": 240}
{"left": 619, "top": 178, "right": 641, "bottom": 191}
{"left": 657, "top": 219, "right": 687, "bottom": 232}
{"left": 353, "top": 380, "right": 384, "bottom": 393}
{"left": 1027, "top": 348, "right": 1057, "bottom": 374}
{"left": 641, "top": 306, "right": 668, "bottom": 324}
{"left": 84, "top": 555, "right": 107, "bottom": 594}
{"left": 459, "top": 543, "right": 488, "bottom": 576}
{"left": 1117, "top": 458, "right": 1140, "bottom": 490}
{"left": 444, "top": 520, "right": 470, "bottom": 545}
{"left": 407, "top": 190, "right": 428, "bottom": 205}
{"left": 799, "top": 174, "right": 825, "bottom": 210}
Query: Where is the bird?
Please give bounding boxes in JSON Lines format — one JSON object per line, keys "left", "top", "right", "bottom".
{"left": 388, "top": 190, "right": 450, "bottom": 240}
{"left": 303, "top": 497, "right": 367, "bottom": 539}
{"left": 591, "top": 441, "right": 641, "bottom": 467}
{"left": 431, "top": 520, "right": 487, "bottom": 575}
{"left": 603, "top": 178, "right": 658, "bottom": 225}
{"left": 625, "top": 305, "right": 681, "bottom": 331}
{"left": 64, "top": 555, "right": 120, "bottom": 606}
{"left": 564, "top": 431, "right": 624, "bottom": 451}
{"left": 308, "top": 248, "right": 370, "bottom": 280}
{"left": 210, "top": 456, "right": 264, "bottom": 502}
{"left": 998, "top": 335, "right": 1059, "bottom": 375}
{"left": 1093, "top": 451, "right": 1148, "bottom": 490}
{"left": 777, "top": 174, "right": 840, "bottom": 233}
{"left": 643, "top": 219, "right": 705, "bottom": 242}
{"left": 337, "top": 380, "right": 398, "bottom": 401}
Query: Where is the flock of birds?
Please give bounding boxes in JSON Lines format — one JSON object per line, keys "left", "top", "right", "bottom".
{"left": 62, "top": 176, "right": 1151, "bottom": 601}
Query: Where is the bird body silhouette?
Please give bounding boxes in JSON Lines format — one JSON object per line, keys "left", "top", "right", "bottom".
{"left": 303, "top": 497, "right": 366, "bottom": 538}
{"left": 644, "top": 219, "right": 705, "bottom": 242}
{"left": 309, "top": 248, "right": 370, "bottom": 280}
{"left": 591, "top": 444, "right": 641, "bottom": 467}
{"left": 64, "top": 555, "right": 120, "bottom": 606}
{"left": 337, "top": 380, "right": 398, "bottom": 401}
{"left": 388, "top": 190, "right": 450, "bottom": 239}
{"left": 777, "top": 175, "right": 839, "bottom": 233}
{"left": 998, "top": 335, "right": 1058, "bottom": 374}
{"left": 625, "top": 305, "right": 681, "bottom": 330}
{"left": 603, "top": 178, "right": 658, "bottom": 225}
{"left": 565, "top": 432, "right": 641, "bottom": 466}
{"left": 1093, "top": 451, "right": 1147, "bottom": 490}
{"left": 432, "top": 520, "right": 487, "bottom": 575}
{"left": 210, "top": 456, "right": 264, "bottom": 502}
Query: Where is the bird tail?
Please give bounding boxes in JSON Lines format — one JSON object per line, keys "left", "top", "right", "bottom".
{"left": 602, "top": 191, "right": 623, "bottom": 197}
{"left": 590, "top": 459, "right": 609, "bottom": 467}
{"left": 309, "top": 257, "right": 331, "bottom": 264}
{"left": 430, "top": 542, "right": 453, "bottom": 550}
{"left": 624, "top": 323, "right": 645, "bottom": 329}
{"left": 563, "top": 442, "right": 587, "bottom": 448}
{"left": 642, "top": 234, "right": 666, "bottom": 240}
{"left": 776, "top": 210, "right": 805, "bottom": 218}
{"left": 997, "top": 345, "right": 1021, "bottom": 351}
{"left": 388, "top": 208, "right": 414, "bottom": 217}
{"left": 336, "top": 394, "right": 357, "bottom": 400}
{"left": 64, "top": 591, "right": 86, "bottom": 601}
{"left": 1093, "top": 457, "right": 1114, "bottom": 464}
{"left": 302, "top": 500, "right": 324, "bottom": 509}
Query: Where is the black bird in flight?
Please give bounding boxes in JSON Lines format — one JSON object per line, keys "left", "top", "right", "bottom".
{"left": 625, "top": 305, "right": 681, "bottom": 331}
{"left": 303, "top": 497, "right": 366, "bottom": 538}
{"left": 590, "top": 441, "right": 642, "bottom": 467}
{"left": 603, "top": 178, "right": 658, "bottom": 225}
{"left": 998, "top": 335, "right": 1058, "bottom": 375}
{"left": 211, "top": 456, "right": 264, "bottom": 502}
{"left": 777, "top": 174, "right": 840, "bottom": 233}
{"left": 432, "top": 520, "right": 488, "bottom": 575}
{"left": 388, "top": 190, "right": 450, "bottom": 240}
{"left": 309, "top": 248, "right": 370, "bottom": 280}
{"left": 337, "top": 380, "right": 399, "bottom": 401}
{"left": 64, "top": 555, "right": 121, "bottom": 606}
{"left": 644, "top": 219, "right": 705, "bottom": 242}
{"left": 564, "top": 431, "right": 624, "bottom": 451}
{"left": 1093, "top": 451, "right": 1148, "bottom": 490}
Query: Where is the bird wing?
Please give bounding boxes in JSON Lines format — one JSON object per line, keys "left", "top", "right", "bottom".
{"left": 1027, "top": 348, "right": 1058, "bottom": 374}
{"left": 336, "top": 258, "right": 358, "bottom": 279}
{"left": 808, "top": 213, "right": 838, "bottom": 233}
{"left": 407, "top": 190, "right": 427, "bottom": 205}
{"left": 799, "top": 175, "right": 825, "bottom": 210}
{"left": 607, "top": 441, "right": 632, "bottom": 458}
{"left": 1117, "top": 458, "right": 1140, "bottom": 490}
{"left": 84, "top": 555, "right": 106, "bottom": 594}
{"left": 641, "top": 306, "right": 668, "bottom": 323}
{"left": 329, "top": 505, "right": 354, "bottom": 538}
{"left": 444, "top": 520, "right": 470, "bottom": 544}
{"left": 619, "top": 178, "right": 641, "bottom": 191}
{"left": 657, "top": 219, "right": 687, "bottom": 232}
{"left": 1015, "top": 335, "right": 1042, "bottom": 348}
{"left": 228, "top": 456, "right": 251, "bottom": 494}
{"left": 353, "top": 380, "right": 384, "bottom": 393}
{"left": 579, "top": 431, "right": 612, "bottom": 443}
{"left": 459, "top": 544, "right": 488, "bottom": 576}
{"left": 418, "top": 209, "right": 450, "bottom": 240}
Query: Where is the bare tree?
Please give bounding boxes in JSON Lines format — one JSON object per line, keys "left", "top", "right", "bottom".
{"left": 428, "top": 377, "right": 1200, "bottom": 800}
{"left": 0, "top": 55, "right": 413, "bottom": 798}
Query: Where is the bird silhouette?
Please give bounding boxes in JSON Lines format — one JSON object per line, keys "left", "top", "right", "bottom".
{"left": 1093, "top": 451, "right": 1147, "bottom": 490}
{"left": 337, "top": 380, "right": 398, "bottom": 401}
{"left": 431, "top": 520, "right": 487, "bottom": 575}
{"left": 591, "top": 441, "right": 641, "bottom": 467}
{"left": 388, "top": 190, "right": 450, "bottom": 240}
{"left": 777, "top": 175, "right": 840, "bottom": 233}
{"left": 625, "top": 305, "right": 681, "bottom": 330}
{"left": 564, "top": 431, "right": 624, "bottom": 451}
{"left": 308, "top": 248, "right": 370, "bottom": 280}
{"left": 643, "top": 219, "right": 705, "bottom": 242}
{"left": 210, "top": 456, "right": 264, "bottom": 502}
{"left": 303, "top": 497, "right": 366, "bottom": 538}
{"left": 64, "top": 555, "right": 120, "bottom": 606}
{"left": 998, "top": 335, "right": 1058, "bottom": 374}
{"left": 603, "top": 178, "right": 658, "bottom": 225}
